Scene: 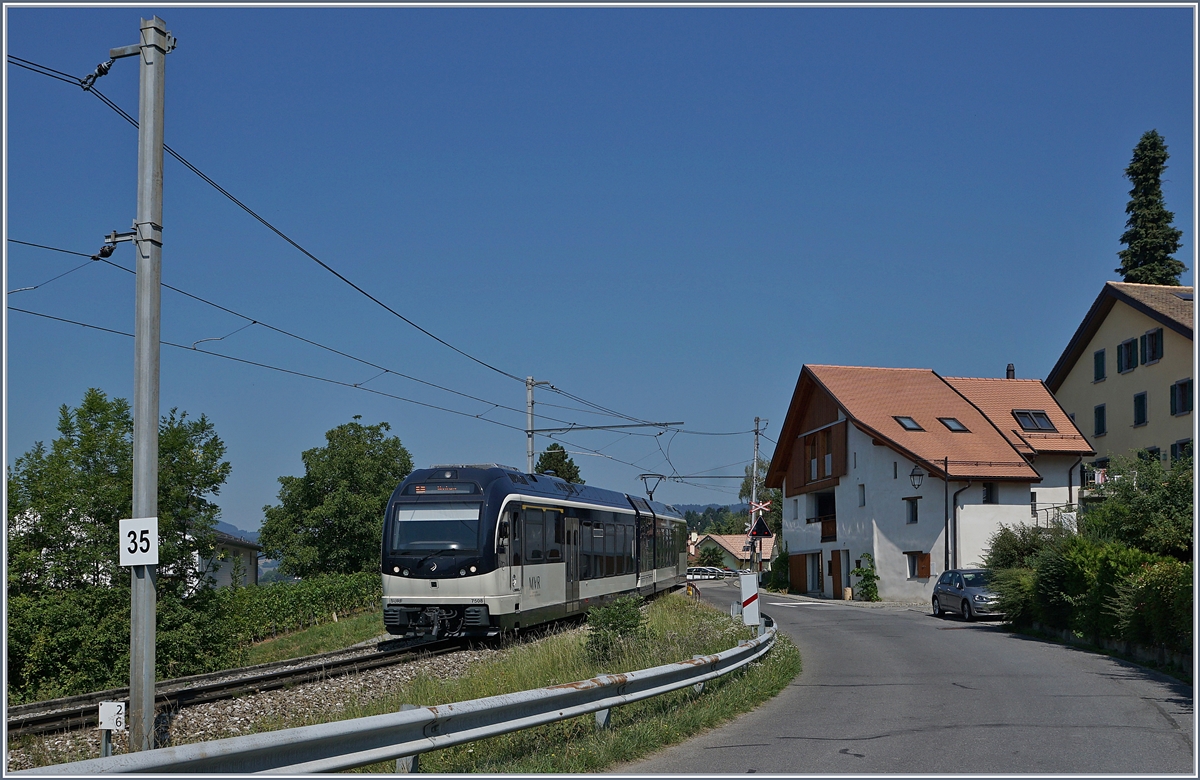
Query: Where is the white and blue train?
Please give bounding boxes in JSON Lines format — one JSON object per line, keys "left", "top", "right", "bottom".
{"left": 381, "top": 464, "right": 687, "bottom": 639}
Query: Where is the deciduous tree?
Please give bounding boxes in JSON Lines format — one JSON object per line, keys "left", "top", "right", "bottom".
{"left": 6, "top": 389, "right": 231, "bottom": 597}
{"left": 259, "top": 418, "right": 413, "bottom": 577}
{"left": 1081, "top": 454, "right": 1192, "bottom": 560}
{"left": 739, "top": 457, "right": 783, "bottom": 538}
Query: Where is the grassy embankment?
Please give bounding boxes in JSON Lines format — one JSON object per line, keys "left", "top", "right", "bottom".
{"left": 269, "top": 593, "right": 802, "bottom": 773}
{"left": 12, "top": 594, "right": 800, "bottom": 773}
{"left": 245, "top": 609, "right": 387, "bottom": 666}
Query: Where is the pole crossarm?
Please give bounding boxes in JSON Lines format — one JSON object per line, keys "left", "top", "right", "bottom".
{"left": 531, "top": 421, "right": 684, "bottom": 434}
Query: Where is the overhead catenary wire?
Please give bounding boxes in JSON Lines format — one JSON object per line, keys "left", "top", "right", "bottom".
{"left": 6, "top": 237, "right": 634, "bottom": 433}
{"left": 9, "top": 306, "right": 671, "bottom": 477}
{"left": 9, "top": 54, "right": 753, "bottom": 457}
{"left": 8, "top": 54, "right": 525, "bottom": 385}
{"left": 9, "top": 306, "right": 529, "bottom": 433}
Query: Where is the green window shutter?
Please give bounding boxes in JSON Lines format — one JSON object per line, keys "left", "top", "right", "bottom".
{"left": 1139, "top": 335, "right": 1147, "bottom": 364}
{"left": 1156, "top": 328, "right": 1164, "bottom": 359}
{"left": 1171, "top": 383, "right": 1178, "bottom": 415}
{"left": 1117, "top": 347, "right": 1124, "bottom": 373}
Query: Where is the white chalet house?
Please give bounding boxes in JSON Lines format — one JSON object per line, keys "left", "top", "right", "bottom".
{"left": 764, "top": 365, "right": 1094, "bottom": 602}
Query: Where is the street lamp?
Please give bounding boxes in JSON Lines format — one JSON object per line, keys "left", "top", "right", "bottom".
{"left": 909, "top": 465, "right": 925, "bottom": 490}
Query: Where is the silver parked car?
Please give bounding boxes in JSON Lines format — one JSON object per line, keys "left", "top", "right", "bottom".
{"left": 932, "top": 568, "right": 1000, "bottom": 621}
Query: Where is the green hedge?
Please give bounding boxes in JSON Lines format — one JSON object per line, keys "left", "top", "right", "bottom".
{"left": 228, "top": 570, "right": 382, "bottom": 643}
{"left": 989, "top": 532, "right": 1192, "bottom": 655}
{"left": 6, "top": 587, "right": 244, "bottom": 704}
{"left": 1109, "top": 559, "right": 1193, "bottom": 653}
{"left": 6, "top": 571, "right": 382, "bottom": 704}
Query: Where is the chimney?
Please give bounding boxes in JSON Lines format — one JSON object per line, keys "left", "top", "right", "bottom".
{"left": 1006, "top": 363, "right": 1015, "bottom": 379}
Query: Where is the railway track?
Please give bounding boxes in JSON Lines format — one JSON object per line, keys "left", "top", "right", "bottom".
{"left": 7, "top": 636, "right": 458, "bottom": 738}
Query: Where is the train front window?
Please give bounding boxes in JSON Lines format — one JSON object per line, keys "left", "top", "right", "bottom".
{"left": 391, "top": 503, "right": 481, "bottom": 553}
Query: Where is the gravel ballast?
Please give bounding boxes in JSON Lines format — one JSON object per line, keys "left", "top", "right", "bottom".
{"left": 7, "top": 643, "right": 502, "bottom": 772}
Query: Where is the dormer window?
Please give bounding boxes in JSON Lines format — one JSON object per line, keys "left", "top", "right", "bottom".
{"left": 1013, "top": 410, "right": 1056, "bottom": 432}
{"left": 938, "top": 417, "right": 969, "bottom": 432}
{"left": 894, "top": 416, "right": 923, "bottom": 431}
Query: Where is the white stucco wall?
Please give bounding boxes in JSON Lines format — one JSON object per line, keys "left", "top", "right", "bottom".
{"left": 783, "top": 421, "right": 1038, "bottom": 601}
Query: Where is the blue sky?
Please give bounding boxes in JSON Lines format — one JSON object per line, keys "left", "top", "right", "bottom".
{"left": 5, "top": 5, "right": 1194, "bottom": 530}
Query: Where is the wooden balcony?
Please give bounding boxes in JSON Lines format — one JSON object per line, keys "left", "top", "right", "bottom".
{"left": 807, "top": 514, "right": 837, "bottom": 543}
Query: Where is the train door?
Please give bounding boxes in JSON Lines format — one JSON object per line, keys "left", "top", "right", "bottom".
{"left": 564, "top": 515, "right": 579, "bottom": 609}
{"left": 522, "top": 508, "right": 545, "bottom": 608}
{"left": 509, "top": 508, "right": 523, "bottom": 593}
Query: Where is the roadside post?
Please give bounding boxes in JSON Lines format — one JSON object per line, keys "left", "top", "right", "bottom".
{"left": 97, "top": 701, "right": 126, "bottom": 758}
{"left": 739, "top": 572, "right": 761, "bottom": 636}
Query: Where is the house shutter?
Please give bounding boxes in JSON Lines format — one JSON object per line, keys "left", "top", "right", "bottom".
{"left": 917, "top": 553, "right": 931, "bottom": 578}
{"left": 1117, "top": 347, "right": 1124, "bottom": 373}
{"left": 1140, "top": 335, "right": 1147, "bottom": 364}
{"left": 1155, "top": 328, "right": 1164, "bottom": 360}
{"left": 1171, "top": 383, "right": 1178, "bottom": 416}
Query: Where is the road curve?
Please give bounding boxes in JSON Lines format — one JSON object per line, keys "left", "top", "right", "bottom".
{"left": 617, "top": 579, "right": 1193, "bottom": 774}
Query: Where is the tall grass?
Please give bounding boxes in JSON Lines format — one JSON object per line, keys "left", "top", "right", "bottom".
{"left": 245, "top": 609, "right": 386, "bottom": 666}
{"left": 338, "top": 593, "right": 801, "bottom": 773}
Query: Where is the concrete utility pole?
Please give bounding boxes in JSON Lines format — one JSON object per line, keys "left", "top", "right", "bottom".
{"left": 751, "top": 417, "right": 760, "bottom": 568}
{"left": 117, "top": 16, "right": 172, "bottom": 752}
{"left": 525, "top": 377, "right": 550, "bottom": 473}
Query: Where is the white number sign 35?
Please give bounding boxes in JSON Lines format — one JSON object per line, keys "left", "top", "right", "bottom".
{"left": 119, "top": 517, "right": 159, "bottom": 566}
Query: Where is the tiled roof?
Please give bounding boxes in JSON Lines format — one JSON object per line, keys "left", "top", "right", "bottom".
{"left": 1046, "top": 282, "right": 1194, "bottom": 391}
{"left": 699, "top": 533, "right": 775, "bottom": 562}
{"left": 805, "top": 365, "right": 1040, "bottom": 481}
{"left": 942, "top": 377, "right": 1094, "bottom": 456}
{"left": 1109, "top": 282, "right": 1194, "bottom": 333}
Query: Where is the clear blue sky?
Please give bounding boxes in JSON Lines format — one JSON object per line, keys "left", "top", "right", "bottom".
{"left": 5, "top": 5, "right": 1194, "bottom": 531}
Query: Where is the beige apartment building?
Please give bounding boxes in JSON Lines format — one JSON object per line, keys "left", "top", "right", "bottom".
{"left": 1046, "top": 282, "right": 1194, "bottom": 473}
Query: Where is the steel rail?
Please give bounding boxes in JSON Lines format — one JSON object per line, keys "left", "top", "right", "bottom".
{"left": 7, "top": 638, "right": 454, "bottom": 738}
{"left": 17, "top": 620, "right": 776, "bottom": 774}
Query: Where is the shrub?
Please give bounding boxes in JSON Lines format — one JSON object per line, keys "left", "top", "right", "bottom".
{"left": 1081, "top": 454, "right": 1192, "bottom": 560}
{"left": 1109, "top": 559, "right": 1193, "bottom": 653}
{"left": 849, "top": 553, "right": 880, "bottom": 602}
{"left": 767, "top": 542, "right": 789, "bottom": 591}
{"left": 990, "top": 567, "right": 1037, "bottom": 627}
{"left": 585, "top": 594, "right": 646, "bottom": 663}
{"left": 5, "top": 571, "right": 382, "bottom": 704}
{"left": 228, "top": 570, "right": 382, "bottom": 642}
{"left": 983, "top": 523, "right": 1071, "bottom": 570}
{"left": 6, "top": 587, "right": 247, "bottom": 704}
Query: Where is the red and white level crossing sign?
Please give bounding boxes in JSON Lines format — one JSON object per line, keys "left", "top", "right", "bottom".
{"left": 739, "top": 573, "right": 760, "bottom": 627}
{"left": 750, "top": 500, "right": 772, "bottom": 514}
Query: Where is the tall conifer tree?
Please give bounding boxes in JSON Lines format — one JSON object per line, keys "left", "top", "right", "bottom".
{"left": 1116, "top": 130, "right": 1186, "bottom": 285}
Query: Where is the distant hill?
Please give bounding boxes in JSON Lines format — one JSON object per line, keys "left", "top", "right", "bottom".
{"left": 215, "top": 521, "right": 259, "bottom": 544}
{"left": 673, "top": 503, "right": 748, "bottom": 514}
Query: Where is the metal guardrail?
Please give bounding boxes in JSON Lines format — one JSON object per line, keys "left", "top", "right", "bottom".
{"left": 19, "top": 620, "right": 776, "bottom": 774}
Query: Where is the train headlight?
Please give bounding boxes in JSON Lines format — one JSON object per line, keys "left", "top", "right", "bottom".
{"left": 393, "top": 566, "right": 400, "bottom": 573}
{"left": 459, "top": 569, "right": 467, "bottom": 577}
{"left": 470, "top": 565, "right": 477, "bottom": 573}
{"left": 402, "top": 569, "right": 410, "bottom": 577}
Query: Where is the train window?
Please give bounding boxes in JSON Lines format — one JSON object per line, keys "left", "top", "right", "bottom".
{"left": 545, "top": 510, "right": 563, "bottom": 562}
{"left": 390, "top": 503, "right": 481, "bottom": 554}
{"left": 510, "top": 510, "right": 522, "bottom": 566}
{"left": 605, "top": 523, "right": 616, "bottom": 576}
{"left": 525, "top": 509, "right": 544, "bottom": 562}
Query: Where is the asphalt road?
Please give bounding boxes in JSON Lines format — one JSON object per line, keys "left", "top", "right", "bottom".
{"left": 617, "top": 580, "right": 1194, "bottom": 774}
